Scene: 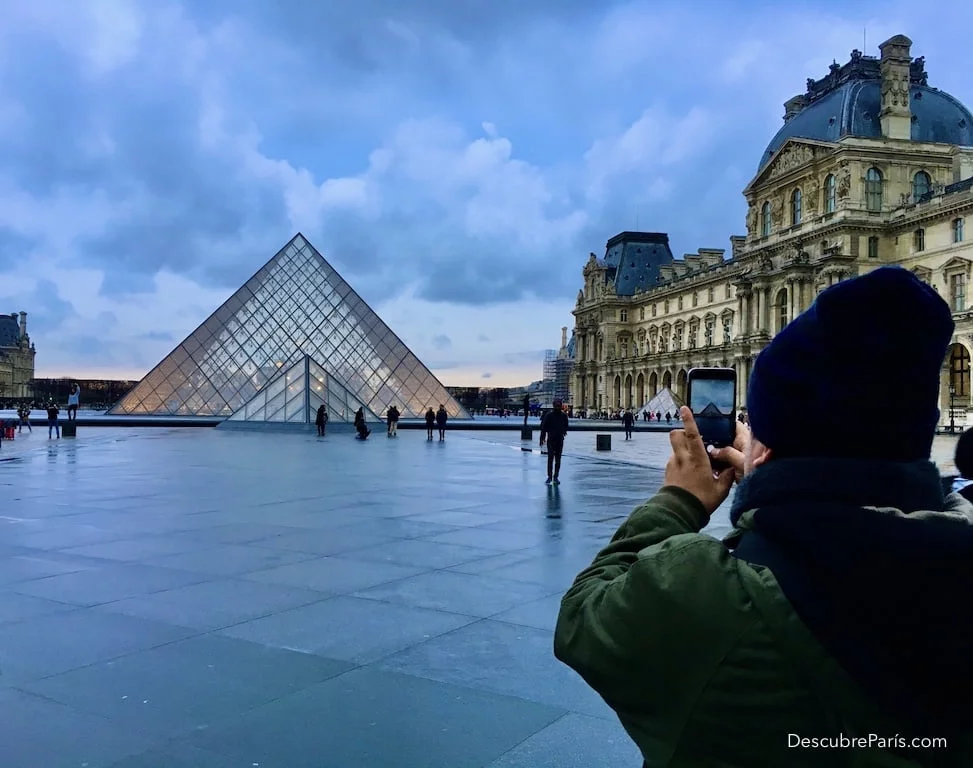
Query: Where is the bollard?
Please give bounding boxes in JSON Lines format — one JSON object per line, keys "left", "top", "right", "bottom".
{"left": 596, "top": 434, "right": 611, "bottom": 451}
{"left": 521, "top": 427, "right": 533, "bottom": 440}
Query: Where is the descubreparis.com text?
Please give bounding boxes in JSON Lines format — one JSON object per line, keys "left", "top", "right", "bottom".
{"left": 788, "top": 734, "right": 947, "bottom": 750}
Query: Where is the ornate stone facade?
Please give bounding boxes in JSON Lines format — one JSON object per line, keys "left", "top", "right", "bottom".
{"left": 571, "top": 34, "right": 973, "bottom": 427}
{"left": 0, "top": 312, "right": 35, "bottom": 398}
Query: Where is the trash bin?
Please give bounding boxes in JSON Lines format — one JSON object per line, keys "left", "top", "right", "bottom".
{"left": 520, "top": 427, "right": 532, "bottom": 440}
{"left": 62, "top": 422, "right": 77, "bottom": 438}
{"left": 596, "top": 434, "right": 611, "bottom": 451}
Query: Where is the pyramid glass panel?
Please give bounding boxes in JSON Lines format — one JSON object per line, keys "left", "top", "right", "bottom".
{"left": 226, "top": 355, "right": 382, "bottom": 424}
{"left": 113, "top": 234, "right": 468, "bottom": 419}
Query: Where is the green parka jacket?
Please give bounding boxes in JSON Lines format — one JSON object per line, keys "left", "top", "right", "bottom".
{"left": 554, "top": 478, "right": 973, "bottom": 768}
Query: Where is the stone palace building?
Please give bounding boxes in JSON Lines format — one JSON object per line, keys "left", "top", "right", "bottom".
{"left": 571, "top": 34, "right": 973, "bottom": 426}
{"left": 0, "top": 312, "right": 35, "bottom": 398}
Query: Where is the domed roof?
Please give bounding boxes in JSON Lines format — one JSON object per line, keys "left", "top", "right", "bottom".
{"left": 758, "top": 49, "right": 973, "bottom": 170}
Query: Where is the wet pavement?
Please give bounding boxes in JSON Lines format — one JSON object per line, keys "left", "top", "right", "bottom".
{"left": 0, "top": 427, "right": 656, "bottom": 767}
{"left": 0, "top": 424, "right": 963, "bottom": 767}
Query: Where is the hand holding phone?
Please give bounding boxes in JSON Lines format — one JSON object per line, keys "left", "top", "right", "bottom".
{"left": 686, "top": 368, "right": 736, "bottom": 450}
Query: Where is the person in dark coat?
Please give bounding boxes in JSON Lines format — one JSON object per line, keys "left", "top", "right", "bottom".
{"left": 315, "top": 404, "right": 327, "bottom": 437}
{"left": 436, "top": 404, "right": 448, "bottom": 441}
{"left": 622, "top": 408, "right": 634, "bottom": 440}
{"left": 425, "top": 407, "right": 435, "bottom": 441}
{"left": 556, "top": 267, "right": 973, "bottom": 766}
{"left": 540, "top": 398, "right": 569, "bottom": 485}
{"left": 354, "top": 407, "right": 370, "bottom": 440}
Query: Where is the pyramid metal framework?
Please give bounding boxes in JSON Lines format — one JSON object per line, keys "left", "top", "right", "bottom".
{"left": 109, "top": 234, "right": 469, "bottom": 421}
{"left": 224, "top": 355, "right": 382, "bottom": 424}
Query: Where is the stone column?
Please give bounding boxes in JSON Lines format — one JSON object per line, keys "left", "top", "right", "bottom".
{"left": 741, "top": 292, "right": 750, "bottom": 338}
{"left": 787, "top": 280, "right": 795, "bottom": 323}
{"left": 762, "top": 287, "right": 771, "bottom": 333}
{"left": 735, "top": 361, "right": 745, "bottom": 409}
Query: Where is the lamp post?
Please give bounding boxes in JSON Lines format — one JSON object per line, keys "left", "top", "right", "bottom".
{"left": 949, "top": 383, "right": 956, "bottom": 434}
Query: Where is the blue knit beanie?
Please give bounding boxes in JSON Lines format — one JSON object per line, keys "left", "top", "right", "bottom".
{"left": 747, "top": 267, "right": 954, "bottom": 460}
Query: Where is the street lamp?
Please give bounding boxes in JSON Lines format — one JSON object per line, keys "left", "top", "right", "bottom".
{"left": 949, "top": 383, "right": 956, "bottom": 434}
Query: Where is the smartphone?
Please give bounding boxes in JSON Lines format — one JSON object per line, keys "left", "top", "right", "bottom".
{"left": 686, "top": 367, "right": 736, "bottom": 448}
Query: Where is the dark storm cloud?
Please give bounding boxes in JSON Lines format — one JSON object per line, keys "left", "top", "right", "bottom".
{"left": 203, "top": 0, "right": 601, "bottom": 62}
{"left": 0, "top": 20, "right": 293, "bottom": 298}
{"left": 0, "top": 280, "right": 74, "bottom": 334}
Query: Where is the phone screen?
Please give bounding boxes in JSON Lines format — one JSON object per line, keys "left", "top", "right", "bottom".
{"left": 689, "top": 375, "right": 735, "bottom": 447}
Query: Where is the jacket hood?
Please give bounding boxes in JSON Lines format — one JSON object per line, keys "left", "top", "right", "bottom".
{"left": 728, "top": 457, "right": 973, "bottom": 733}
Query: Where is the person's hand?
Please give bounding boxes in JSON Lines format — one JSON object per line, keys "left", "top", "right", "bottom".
{"left": 663, "top": 406, "right": 735, "bottom": 515}
{"left": 708, "top": 419, "right": 750, "bottom": 485}
{"left": 539, "top": 438, "right": 545, "bottom": 447}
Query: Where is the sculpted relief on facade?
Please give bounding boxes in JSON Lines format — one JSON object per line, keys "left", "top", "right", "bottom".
{"left": 768, "top": 144, "right": 815, "bottom": 179}
{"left": 836, "top": 163, "right": 851, "bottom": 200}
{"left": 805, "top": 177, "right": 819, "bottom": 212}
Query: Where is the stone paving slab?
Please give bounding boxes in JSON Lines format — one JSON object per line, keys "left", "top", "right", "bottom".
{"left": 0, "top": 424, "right": 957, "bottom": 766}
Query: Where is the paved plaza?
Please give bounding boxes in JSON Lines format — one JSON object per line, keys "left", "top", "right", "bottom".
{"left": 0, "top": 424, "right": 963, "bottom": 767}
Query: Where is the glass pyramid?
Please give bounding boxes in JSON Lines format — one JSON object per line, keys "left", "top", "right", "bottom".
{"left": 108, "top": 233, "right": 469, "bottom": 421}
{"left": 639, "top": 387, "right": 684, "bottom": 415}
{"left": 225, "top": 355, "right": 382, "bottom": 424}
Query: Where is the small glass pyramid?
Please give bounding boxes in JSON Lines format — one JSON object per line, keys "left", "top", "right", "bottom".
{"left": 639, "top": 387, "right": 684, "bottom": 415}
{"left": 225, "top": 355, "right": 382, "bottom": 424}
{"left": 109, "top": 234, "right": 469, "bottom": 420}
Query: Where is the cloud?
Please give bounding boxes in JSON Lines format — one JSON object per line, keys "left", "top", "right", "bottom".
{"left": 137, "top": 330, "right": 174, "bottom": 342}
{"left": 0, "top": 0, "right": 968, "bottom": 385}
{"left": 481, "top": 372, "right": 492, "bottom": 379}
{"left": 431, "top": 333, "right": 452, "bottom": 350}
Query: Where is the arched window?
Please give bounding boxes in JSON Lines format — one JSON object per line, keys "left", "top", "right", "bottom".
{"left": 760, "top": 202, "right": 771, "bottom": 236}
{"left": 777, "top": 288, "right": 789, "bottom": 332}
{"left": 913, "top": 171, "right": 931, "bottom": 201}
{"left": 824, "top": 174, "right": 836, "bottom": 213}
{"left": 865, "top": 167, "right": 883, "bottom": 212}
{"left": 791, "top": 189, "right": 802, "bottom": 226}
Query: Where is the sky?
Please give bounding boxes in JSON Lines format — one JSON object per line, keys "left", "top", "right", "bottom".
{"left": 2, "top": 0, "right": 971, "bottom": 387}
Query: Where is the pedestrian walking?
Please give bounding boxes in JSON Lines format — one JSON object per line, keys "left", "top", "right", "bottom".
{"left": 315, "top": 404, "right": 327, "bottom": 436}
{"left": 623, "top": 408, "right": 634, "bottom": 440}
{"left": 540, "top": 399, "right": 569, "bottom": 485}
{"left": 425, "top": 407, "right": 435, "bottom": 441}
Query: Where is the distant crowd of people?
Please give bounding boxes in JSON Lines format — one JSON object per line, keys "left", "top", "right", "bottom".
{"left": 2, "top": 384, "right": 82, "bottom": 445}
{"left": 313, "top": 403, "right": 451, "bottom": 442}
